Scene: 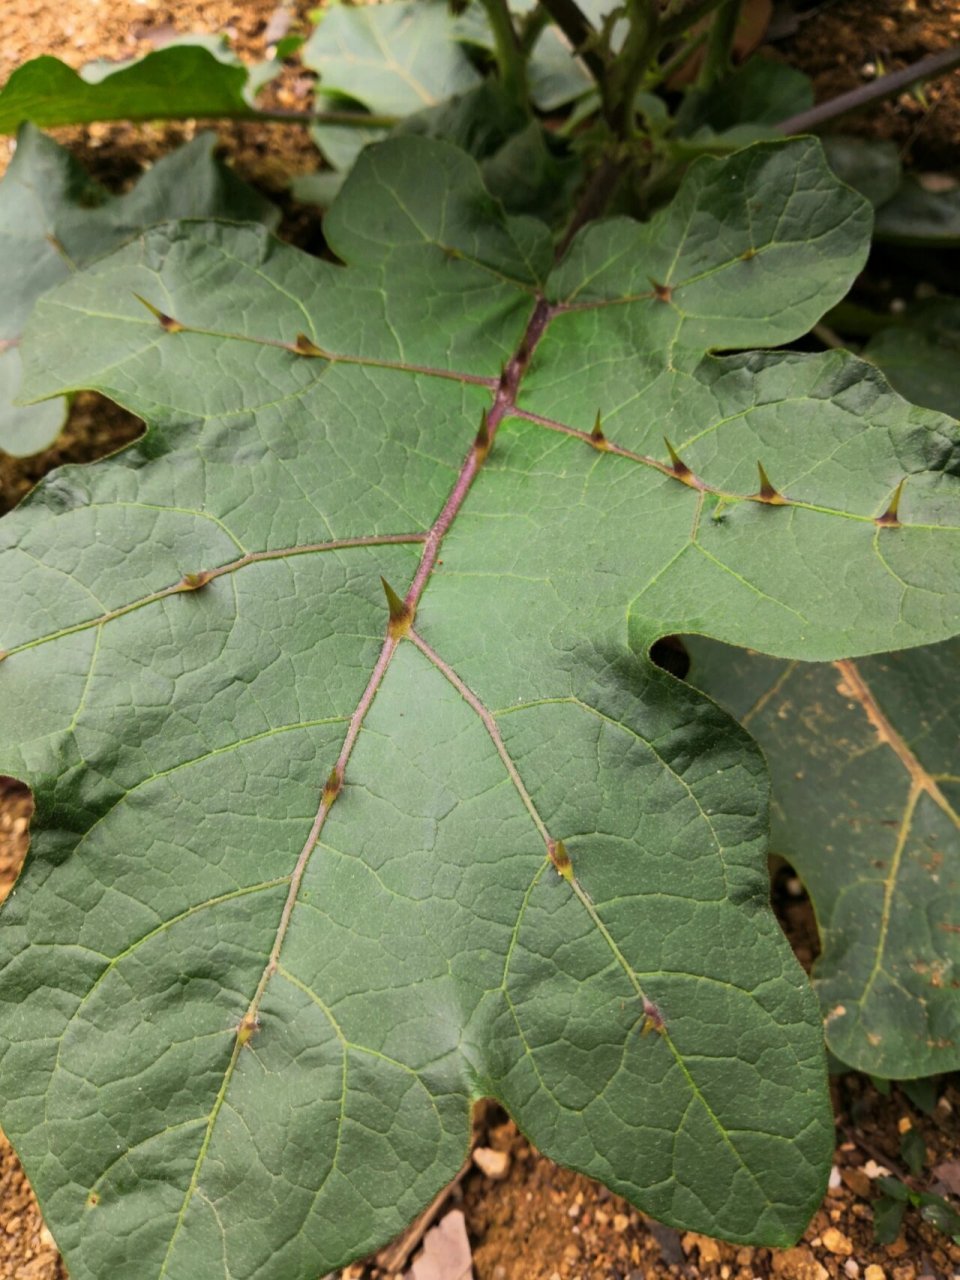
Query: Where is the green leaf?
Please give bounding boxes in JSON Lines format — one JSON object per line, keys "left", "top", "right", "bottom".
{"left": 919, "top": 1196, "right": 960, "bottom": 1241}
{"left": 900, "top": 1127, "right": 927, "bottom": 1177}
{"left": 865, "top": 299, "right": 960, "bottom": 420}
{"left": 679, "top": 56, "right": 814, "bottom": 135}
{"left": 397, "top": 83, "right": 581, "bottom": 220}
{"left": 2, "top": 136, "right": 959, "bottom": 1278}
{"left": 900, "top": 1076, "right": 939, "bottom": 1113}
{"left": 0, "top": 46, "right": 258, "bottom": 133}
{"left": 304, "top": 0, "right": 480, "bottom": 168}
{"left": 0, "top": 126, "right": 278, "bottom": 456}
{"left": 873, "top": 1194, "right": 907, "bottom": 1244}
{"left": 874, "top": 176, "right": 960, "bottom": 246}
{"left": 821, "top": 137, "right": 902, "bottom": 209}
{"left": 687, "top": 639, "right": 960, "bottom": 1079}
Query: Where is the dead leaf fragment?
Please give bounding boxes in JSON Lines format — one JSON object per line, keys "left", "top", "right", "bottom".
{"left": 932, "top": 1159, "right": 960, "bottom": 1197}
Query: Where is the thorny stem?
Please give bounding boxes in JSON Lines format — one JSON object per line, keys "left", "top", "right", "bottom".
{"left": 778, "top": 45, "right": 960, "bottom": 134}
{"left": 479, "top": 0, "right": 530, "bottom": 109}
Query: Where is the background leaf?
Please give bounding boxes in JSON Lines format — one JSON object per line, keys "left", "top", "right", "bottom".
{"left": 874, "top": 176, "right": 960, "bottom": 247}
{"left": 864, "top": 299, "right": 960, "bottom": 420}
{"left": 821, "top": 136, "right": 902, "bottom": 209}
{"left": 303, "top": 1, "right": 480, "bottom": 170}
{"left": 688, "top": 638, "right": 960, "bottom": 1079}
{"left": 1, "top": 136, "right": 959, "bottom": 1279}
{"left": 0, "top": 125, "right": 278, "bottom": 456}
{"left": 0, "top": 45, "right": 258, "bottom": 133}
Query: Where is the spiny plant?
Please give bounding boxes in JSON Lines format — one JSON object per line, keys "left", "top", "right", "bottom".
{"left": 0, "top": 4, "right": 958, "bottom": 1279}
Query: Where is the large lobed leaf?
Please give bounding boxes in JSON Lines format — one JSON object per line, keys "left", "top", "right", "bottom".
{"left": 689, "top": 639, "right": 960, "bottom": 1081}
{"left": 0, "top": 126, "right": 277, "bottom": 456}
{"left": 1, "top": 137, "right": 959, "bottom": 1280}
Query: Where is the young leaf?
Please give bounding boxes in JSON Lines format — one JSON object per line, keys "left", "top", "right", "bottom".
{"left": 688, "top": 639, "right": 960, "bottom": 1079}
{"left": 0, "top": 126, "right": 278, "bottom": 456}
{"left": 1, "top": 136, "right": 959, "bottom": 1279}
{"left": 0, "top": 45, "right": 256, "bottom": 133}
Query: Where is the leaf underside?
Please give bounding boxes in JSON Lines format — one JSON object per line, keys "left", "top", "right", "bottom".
{"left": 1, "top": 137, "right": 959, "bottom": 1280}
{"left": 689, "top": 638, "right": 960, "bottom": 1080}
{"left": 0, "top": 126, "right": 277, "bottom": 456}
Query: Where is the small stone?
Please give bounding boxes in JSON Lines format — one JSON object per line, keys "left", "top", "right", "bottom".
{"left": 897, "top": 1117, "right": 912, "bottom": 1134}
{"left": 887, "top": 1239, "right": 909, "bottom": 1258}
{"left": 828, "top": 1166, "right": 843, "bottom": 1190}
{"left": 613, "top": 1214, "right": 630, "bottom": 1233}
{"left": 865, "top": 1266, "right": 886, "bottom": 1280}
{"left": 822, "top": 1228, "right": 853, "bottom": 1257}
{"left": 684, "top": 1233, "right": 722, "bottom": 1263}
{"left": 864, "top": 1160, "right": 891, "bottom": 1179}
{"left": 472, "top": 1146, "right": 510, "bottom": 1180}
{"left": 892, "top": 1267, "right": 915, "bottom": 1280}
{"left": 844, "top": 1261, "right": 860, "bottom": 1279}
{"left": 567, "top": 1201, "right": 582, "bottom": 1219}
{"left": 842, "top": 1167, "right": 872, "bottom": 1198}
{"left": 771, "top": 1247, "right": 829, "bottom": 1280}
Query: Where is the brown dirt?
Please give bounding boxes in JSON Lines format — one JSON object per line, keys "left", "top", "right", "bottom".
{"left": 785, "top": 0, "right": 960, "bottom": 169}
{"left": 1, "top": 2, "right": 959, "bottom": 1278}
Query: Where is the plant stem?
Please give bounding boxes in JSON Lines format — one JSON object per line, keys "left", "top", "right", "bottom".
{"left": 777, "top": 45, "right": 960, "bottom": 133}
{"left": 659, "top": 0, "right": 728, "bottom": 45}
{"left": 519, "top": 4, "right": 551, "bottom": 56}
{"left": 557, "top": 153, "right": 629, "bottom": 256}
{"left": 479, "top": 0, "right": 530, "bottom": 108}
{"left": 242, "top": 106, "right": 399, "bottom": 128}
{"left": 607, "top": 0, "right": 660, "bottom": 135}
{"left": 697, "top": 0, "right": 741, "bottom": 88}
{"left": 649, "top": 27, "right": 708, "bottom": 87}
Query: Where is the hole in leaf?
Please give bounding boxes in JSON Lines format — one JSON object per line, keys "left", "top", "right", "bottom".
{"left": 649, "top": 635, "right": 690, "bottom": 680}
{"left": 0, "top": 776, "right": 33, "bottom": 907}
{"left": 0, "top": 392, "right": 143, "bottom": 516}
{"left": 770, "top": 859, "right": 821, "bottom": 974}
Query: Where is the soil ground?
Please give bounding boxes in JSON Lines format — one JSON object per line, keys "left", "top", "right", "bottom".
{"left": 1, "top": 2, "right": 959, "bottom": 1278}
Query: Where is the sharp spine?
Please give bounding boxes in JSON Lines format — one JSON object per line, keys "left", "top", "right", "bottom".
{"left": 381, "top": 576, "right": 413, "bottom": 637}
{"left": 590, "top": 410, "right": 608, "bottom": 450}
{"left": 755, "top": 462, "right": 787, "bottom": 505}
{"left": 293, "top": 333, "right": 326, "bottom": 357}
{"left": 876, "top": 477, "right": 905, "bottom": 527}
{"left": 549, "top": 839, "right": 574, "bottom": 882}
{"left": 133, "top": 293, "right": 184, "bottom": 332}
{"left": 474, "top": 410, "right": 492, "bottom": 464}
